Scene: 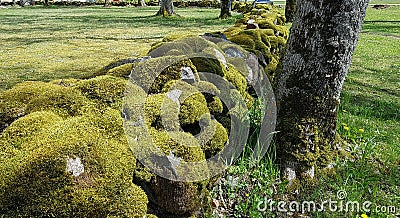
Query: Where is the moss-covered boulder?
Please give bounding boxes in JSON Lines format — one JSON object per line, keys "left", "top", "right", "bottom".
{"left": 0, "top": 81, "right": 90, "bottom": 132}
{"left": 0, "top": 109, "right": 149, "bottom": 217}
{"left": 224, "top": 4, "right": 288, "bottom": 80}
{"left": 74, "top": 75, "right": 127, "bottom": 109}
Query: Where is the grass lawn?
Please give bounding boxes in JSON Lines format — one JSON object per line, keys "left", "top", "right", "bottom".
{"left": 0, "top": 4, "right": 399, "bottom": 218}
{"left": 0, "top": 6, "right": 240, "bottom": 91}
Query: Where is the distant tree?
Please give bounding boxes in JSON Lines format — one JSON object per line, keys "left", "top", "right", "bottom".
{"left": 285, "top": 0, "right": 296, "bottom": 22}
{"left": 219, "top": 0, "right": 232, "bottom": 19}
{"left": 156, "top": 0, "right": 175, "bottom": 16}
{"left": 138, "top": 0, "right": 146, "bottom": 6}
{"left": 105, "top": 0, "right": 111, "bottom": 7}
{"left": 275, "top": 0, "right": 369, "bottom": 182}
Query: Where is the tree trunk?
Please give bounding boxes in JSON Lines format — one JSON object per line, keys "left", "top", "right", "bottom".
{"left": 275, "top": 0, "right": 369, "bottom": 182}
{"left": 44, "top": 0, "right": 48, "bottom": 6}
{"left": 219, "top": 0, "right": 232, "bottom": 19}
{"left": 285, "top": 0, "right": 297, "bottom": 22}
{"left": 104, "top": 0, "right": 110, "bottom": 7}
{"left": 138, "top": 0, "right": 146, "bottom": 6}
{"left": 156, "top": 0, "right": 175, "bottom": 17}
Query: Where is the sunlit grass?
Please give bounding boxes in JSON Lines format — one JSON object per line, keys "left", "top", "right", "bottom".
{"left": 0, "top": 6, "right": 240, "bottom": 91}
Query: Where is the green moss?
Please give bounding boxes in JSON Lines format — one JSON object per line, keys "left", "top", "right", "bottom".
{"left": 134, "top": 161, "right": 155, "bottom": 183}
{"left": 74, "top": 75, "right": 127, "bottom": 109}
{"left": 160, "top": 80, "right": 211, "bottom": 126}
{"left": 0, "top": 111, "right": 63, "bottom": 150}
{"left": 144, "top": 93, "right": 180, "bottom": 130}
{"left": 207, "top": 96, "right": 224, "bottom": 114}
{"left": 131, "top": 56, "right": 199, "bottom": 94}
{"left": 149, "top": 41, "right": 194, "bottom": 57}
{"left": 194, "top": 81, "right": 221, "bottom": 97}
{"left": 279, "top": 117, "right": 338, "bottom": 174}
{"left": 228, "top": 34, "right": 256, "bottom": 51}
{"left": 0, "top": 112, "right": 148, "bottom": 217}
{"left": 179, "top": 92, "right": 210, "bottom": 125}
{"left": 50, "top": 78, "right": 81, "bottom": 87}
{"left": 223, "top": 6, "right": 288, "bottom": 80}
{"left": 190, "top": 57, "right": 225, "bottom": 77}
{"left": 0, "top": 81, "right": 89, "bottom": 131}
{"left": 149, "top": 128, "right": 205, "bottom": 163}
{"left": 224, "top": 64, "right": 254, "bottom": 108}
{"left": 107, "top": 63, "right": 134, "bottom": 78}
{"left": 201, "top": 120, "right": 228, "bottom": 158}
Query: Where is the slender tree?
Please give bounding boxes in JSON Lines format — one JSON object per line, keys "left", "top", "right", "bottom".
{"left": 274, "top": 0, "right": 369, "bottom": 182}
{"left": 156, "top": 0, "right": 175, "bottom": 17}
{"left": 138, "top": 0, "right": 146, "bottom": 7}
{"left": 219, "top": 0, "right": 232, "bottom": 19}
{"left": 285, "top": 0, "right": 297, "bottom": 22}
{"left": 104, "top": 0, "right": 110, "bottom": 7}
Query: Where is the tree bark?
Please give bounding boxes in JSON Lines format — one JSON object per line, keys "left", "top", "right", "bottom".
{"left": 156, "top": 0, "right": 175, "bottom": 17}
{"left": 275, "top": 0, "right": 369, "bottom": 182}
{"left": 285, "top": 0, "right": 297, "bottom": 22}
{"left": 219, "top": 0, "right": 232, "bottom": 19}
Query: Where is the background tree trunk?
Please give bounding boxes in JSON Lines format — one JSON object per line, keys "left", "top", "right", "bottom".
{"left": 138, "top": 0, "right": 146, "bottom": 6}
{"left": 156, "top": 0, "right": 175, "bottom": 17}
{"left": 274, "top": 0, "right": 369, "bottom": 182}
{"left": 285, "top": 0, "right": 297, "bottom": 22}
{"left": 219, "top": 0, "right": 232, "bottom": 19}
{"left": 104, "top": 0, "right": 110, "bottom": 7}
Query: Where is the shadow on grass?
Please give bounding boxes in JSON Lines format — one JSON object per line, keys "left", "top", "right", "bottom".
{"left": 340, "top": 90, "right": 399, "bottom": 121}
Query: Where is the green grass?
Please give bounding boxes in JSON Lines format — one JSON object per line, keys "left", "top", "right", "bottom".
{"left": 370, "top": 0, "right": 400, "bottom": 4}
{"left": 0, "top": 6, "right": 239, "bottom": 91}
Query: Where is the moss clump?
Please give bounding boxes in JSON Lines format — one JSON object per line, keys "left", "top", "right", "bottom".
{"left": 144, "top": 93, "right": 180, "bottom": 131}
{"left": 224, "top": 63, "right": 254, "bottom": 108}
{"left": 131, "top": 56, "right": 199, "bottom": 94}
{"left": 200, "top": 120, "right": 228, "bottom": 158}
{"left": 74, "top": 75, "right": 127, "bottom": 109}
{"left": 0, "top": 81, "right": 89, "bottom": 131}
{"left": 0, "top": 111, "right": 63, "bottom": 150}
{"left": 207, "top": 96, "right": 224, "bottom": 114}
{"left": 190, "top": 57, "right": 226, "bottom": 77}
{"left": 50, "top": 78, "right": 81, "bottom": 87}
{"left": 149, "top": 128, "right": 206, "bottom": 163}
{"left": 179, "top": 91, "right": 210, "bottom": 125}
{"left": 149, "top": 41, "right": 194, "bottom": 58}
{"left": 107, "top": 63, "right": 134, "bottom": 78}
{"left": 94, "top": 58, "right": 144, "bottom": 78}
{"left": 223, "top": 6, "right": 288, "bottom": 80}
{"left": 160, "top": 80, "right": 211, "bottom": 128}
{"left": 0, "top": 110, "right": 148, "bottom": 217}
